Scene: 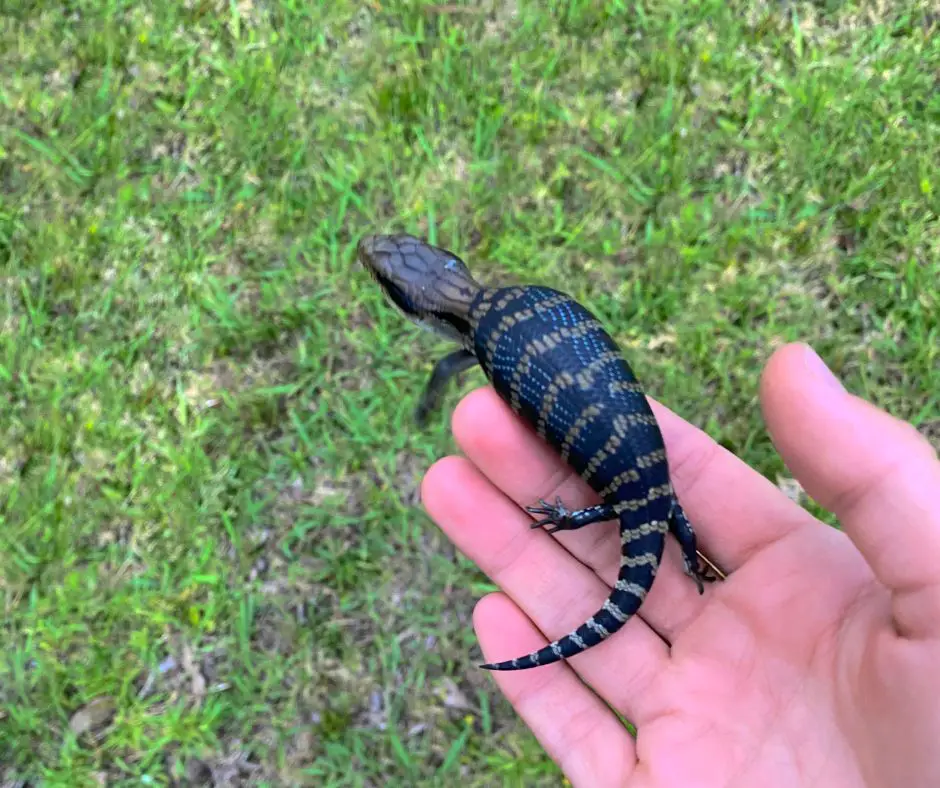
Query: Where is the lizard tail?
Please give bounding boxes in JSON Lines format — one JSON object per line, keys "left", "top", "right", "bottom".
{"left": 479, "top": 523, "right": 663, "bottom": 671}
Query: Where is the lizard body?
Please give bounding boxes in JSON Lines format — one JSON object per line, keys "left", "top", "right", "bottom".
{"left": 358, "top": 233, "right": 719, "bottom": 671}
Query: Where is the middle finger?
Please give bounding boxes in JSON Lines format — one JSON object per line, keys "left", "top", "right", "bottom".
{"left": 451, "top": 386, "right": 712, "bottom": 641}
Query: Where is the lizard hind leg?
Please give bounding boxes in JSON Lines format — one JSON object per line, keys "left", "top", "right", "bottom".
{"left": 526, "top": 498, "right": 617, "bottom": 534}
{"left": 668, "top": 501, "right": 710, "bottom": 592}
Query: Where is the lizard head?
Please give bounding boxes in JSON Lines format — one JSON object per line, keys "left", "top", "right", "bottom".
{"left": 358, "top": 233, "right": 482, "bottom": 345}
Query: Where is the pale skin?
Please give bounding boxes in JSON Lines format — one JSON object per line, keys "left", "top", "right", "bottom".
{"left": 421, "top": 343, "right": 940, "bottom": 788}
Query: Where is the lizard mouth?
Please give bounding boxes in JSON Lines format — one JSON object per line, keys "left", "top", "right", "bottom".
{"left": 368, "top": 269, "right": 429, "bottom": 327}
{"left": 371, "top": 270, "right": 472, "bottom": 341}
{"left": 374, "top": 272, "right": 421, "bottom": 321}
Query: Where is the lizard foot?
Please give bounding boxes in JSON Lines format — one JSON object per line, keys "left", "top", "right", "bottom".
{"left": 526, "top": 497, "right": 573, "bottom": 534}
{"left": 685, "top": 555, "right": 706, "bottom": 594}
{"left": 694, "top": 551, "right": 727, "bottom": 586}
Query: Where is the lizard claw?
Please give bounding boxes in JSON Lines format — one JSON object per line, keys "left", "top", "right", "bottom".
{"left": 525, "top": 497, "right": 555, "bottom": 515}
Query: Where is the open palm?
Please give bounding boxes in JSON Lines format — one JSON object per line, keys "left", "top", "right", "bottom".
{"left": 422, "top": 343, "right": 940, "bottom": 788}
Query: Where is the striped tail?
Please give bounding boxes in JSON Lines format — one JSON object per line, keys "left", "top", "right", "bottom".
{"left": 479, "top": 517, "right": 666, "bottom": 671}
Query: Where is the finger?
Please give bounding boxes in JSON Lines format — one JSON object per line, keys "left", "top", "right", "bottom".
{"left": 473, "top": 594, "right": 635, "bottom": 788}
{"left": 421, "top": 454, "right": 671, "bottom": 720}
{"left": 649, "top": 398, "right": 814, "bottom": 567}
{"left": 760, "top": 343, "right": 940, "bottom": 639}
{"left": 451, "top": 387, "right": 707, "bottom": 641}
{"left": 450, "top": 386, "right": 813, "bottom": 637}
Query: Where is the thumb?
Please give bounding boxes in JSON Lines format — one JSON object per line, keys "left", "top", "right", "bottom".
{"left": 760, "top": 343, "right": 940, "bottom": 639}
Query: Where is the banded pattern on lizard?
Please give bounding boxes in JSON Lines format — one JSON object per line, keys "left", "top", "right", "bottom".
{"left": 359, "top": 233, "right": 720, "bottom": 671}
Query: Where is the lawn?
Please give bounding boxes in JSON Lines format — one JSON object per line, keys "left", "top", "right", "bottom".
{"left": 0, "top": 0, "right": 937, "bottom": 784}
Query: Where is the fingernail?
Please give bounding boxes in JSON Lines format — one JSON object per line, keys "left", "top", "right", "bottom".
{"left": 802, "top": 344, "right": 845, "bottom": 393}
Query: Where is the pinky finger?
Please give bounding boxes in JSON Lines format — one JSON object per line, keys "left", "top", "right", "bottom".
{"left": 474, "top": 594, "right": 636, "bottom": 788}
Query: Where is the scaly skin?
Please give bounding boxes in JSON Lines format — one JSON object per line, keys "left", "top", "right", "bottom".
{"left": 359, "top": 233, "right": 720, "bottom": 671}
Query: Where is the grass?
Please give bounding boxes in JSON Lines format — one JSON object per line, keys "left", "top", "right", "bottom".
{"left": 0, "top": 0, "right": 937, "bottom": 783}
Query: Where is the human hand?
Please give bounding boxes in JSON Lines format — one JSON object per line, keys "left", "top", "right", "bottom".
{"left": 421, "top": 343, "right": 940, "bottom": 787}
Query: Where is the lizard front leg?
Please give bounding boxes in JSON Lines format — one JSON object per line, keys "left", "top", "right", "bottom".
{"left": 415, "top": 349, "right": 479, "bottom": 425}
